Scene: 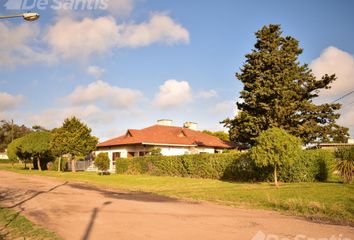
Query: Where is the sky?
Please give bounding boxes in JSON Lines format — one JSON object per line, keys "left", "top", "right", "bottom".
{"left": 1, "top": 0, "right": 354, "bottom": 141}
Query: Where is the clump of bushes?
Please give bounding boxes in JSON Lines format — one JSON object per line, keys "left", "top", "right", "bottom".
{"left": 116, "top": 149, "right": 335, "bottom": 182}
{"left": 279, "top": 149, "right": 334, "bottom": 182}
{"left": 335, "top": 147, "right": 354, "bottom": 184}
{"left": 49, "top": 157, "right": 69, "bottom": 171}
{"left": 94, "top": 152, "right": 110, "bottom": 175}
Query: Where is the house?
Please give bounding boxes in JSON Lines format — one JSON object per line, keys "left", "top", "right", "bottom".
{"left": 318, "top": 139, "right": 354, "bottom": 151}
{"left": 0, "top": 150, "right": 9, "bottom": 160}
{"left": 95, "top": 120, "right": 235, "bottom": 172}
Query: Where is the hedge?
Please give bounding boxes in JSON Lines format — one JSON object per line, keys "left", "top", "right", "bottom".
{"left": 116, "top": 149, "right": 335, "bottom": 182}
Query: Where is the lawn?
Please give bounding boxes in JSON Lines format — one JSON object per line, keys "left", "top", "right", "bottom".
{"left": 0, "top": 163, "right": 353, "bottom": 226}
{"left": 0, "top": 207, "right": 62, "bottom": 240}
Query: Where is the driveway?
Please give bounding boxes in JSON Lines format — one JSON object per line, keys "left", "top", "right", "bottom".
{"left": 0, "top": 171, "right": 353, "bottom": 240}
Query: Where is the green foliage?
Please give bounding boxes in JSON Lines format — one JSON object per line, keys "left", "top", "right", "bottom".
{"left": 150, "top": 147, "right": 162, "bottom": 156}
{"left": 116, "top": 153, "right": 242, "bottom": 179}
{"left": 251, "top": 128, "right": 302, "bottom": 167}
{"left": 335, "top": 147, "right": 354, "bottom": 183}
{"left": 0, "top": 207, "right": 62, "bottom": 240}
{"left": 116, "top": 147, "right": 334, "bottom": 183}
{"left": 223, "top": 24, "right": 349, "bottom": 145}
{"left": 49, "top": 157, "right": 69, "bottom": 171}
{"left": 202, "top": 130, "right": 230, "bottom": 141}
{"left": 0, "top": 120, "right": 32, "bottom": 152}
{"left": 7, "top": 132, "right": 54, "bottom": 170}
{"left": 7, "top": 138, "right": 23, "bottom": 164}
{"left": 279, "top": 149, "right": 334, "bottom": 182}
{"left": 50, "top": 117, "right": 98, "bottom": 172}
{"left": 251, "top": 128, "right": 302, "bottom": 186}
{"left": 94, "top": 153, "right": 110, "bottom": 172}
{"left": 19, "top": 132, "right": 53, "bottom": 170}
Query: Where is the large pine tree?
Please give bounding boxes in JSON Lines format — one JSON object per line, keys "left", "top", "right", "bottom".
{"left": 223, "top": 24, "right": 349, "bottom": 145}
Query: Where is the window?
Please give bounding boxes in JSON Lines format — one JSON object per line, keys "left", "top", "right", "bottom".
{"left": 112, "top": 152, "right": 121, "bottom": 165}
{"left": 128, "top": 152, "right": 135, "bottom": 158}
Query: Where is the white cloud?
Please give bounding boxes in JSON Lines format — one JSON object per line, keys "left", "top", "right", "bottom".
{"left": 24, "top": 105, "right": 116, "bottom": 130}
{"left": 310, "top": 46, "right": 354, "bottom": 137}
{"left": 65, "top": 80, "right": 143, "bottom": 108}
{"left": 196, "top": 89, "right": 218, "bottom": 99}
{"left": 1, "top": 12, "right": 189, "bottom": 66}
{"left": 0, "top": 22, "right": 50, "bottom": 66}
{"left": 44, "top": 13, "right": 189, "bottom": 61}
{"left": 311, "top": 46, "right": 354, "bottom": 100}
{"left": 154, "top": 79, "right": 193, "bottom": 109}
{"left": 116, "top": 13, "right": 190, "bottom": 48}
{"left": 209, "top": 100, "right": 237, "bottom": 116}
{"left": 45, "top": 16, "right": 119, "bottom": 60}
{"left": 87, "top": 65, "right": 105, "bottom": 78}
{"left": 0, "top": 92, "right": 24, "bottom": 111}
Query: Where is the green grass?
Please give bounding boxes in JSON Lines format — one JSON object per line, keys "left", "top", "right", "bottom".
{"left": 0, "top": 164, "right": 353, "bottom": 226}
{"left": 0, "top": 207, "right": 62, "bottom": 240}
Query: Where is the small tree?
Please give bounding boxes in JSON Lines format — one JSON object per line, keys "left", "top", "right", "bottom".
{"left": 7, "top": 138, "right": 23, "bottom": 168}
{"left": 51, "top": 117, "right": 98, "bottom": 172}
{"left": 251, "top": 128, "right": 302, "bottom": 187}
{"left": 335, "top": 147, "right": 354, "bottom": 184}
{"left": 19, "top": 132, "right": 52, "bottom": 171}
{"left": 94, "top": 153, "right": 110, "bottom": 174}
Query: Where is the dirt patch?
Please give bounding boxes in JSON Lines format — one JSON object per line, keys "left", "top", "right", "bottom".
{"left": 0, "top": 171, "right": 353, "bottom": 240}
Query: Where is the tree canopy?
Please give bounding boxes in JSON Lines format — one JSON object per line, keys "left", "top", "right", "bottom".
{"left": 223, "top": 24, "right": 349, "bottom": 145}
{"left": 19, "top": 132, "right": 53, "bottom": 171}
{"left": 202, "top": 130, "right": 230, "bottom": 142}
{"left": 7, "top": 132, "right": 53, "bottom": 170}
{"left": 0, "top": 120, "right": 32, "bottom": 152}
{"left": 250, "top": 127, "right": 302, "bottom": 187}
{"left": 51, "top": 117, "right": 98, "bottom": 172}
{"left": 94, "top": 152, "right": 110, "bottom": 173}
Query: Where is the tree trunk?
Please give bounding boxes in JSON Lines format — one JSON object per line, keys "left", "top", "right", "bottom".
{"left": 37, "top": 157, "right": 42, "bottom": 171}
{"left": 58, "top": 157, "right": 61, "bottom": 172}
{"left": 274, "top": 165, "right": 279, "bottom": 188}
{"left": 71, "top": 157, "right": 76, "bottom": 172}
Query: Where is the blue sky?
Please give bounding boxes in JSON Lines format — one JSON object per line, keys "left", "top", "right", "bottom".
{"left": 1, "top": 0, "right": 354, "bottom": 141}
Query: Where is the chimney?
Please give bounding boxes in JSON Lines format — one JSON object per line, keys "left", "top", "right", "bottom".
{"left": 157, "top": 119, "right": 173, "bottom": 126}
{"left": 183, "top": 122, "right": 198, "bottom": 130}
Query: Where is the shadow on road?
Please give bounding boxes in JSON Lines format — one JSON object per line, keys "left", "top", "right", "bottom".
{"left": 5, "top": 182, "right": 68, "bottom": 209}
{"left": 81, "top": 201, "right": 112, "bottom": 240}
{"left": 68, "top": 183, "right": 180, "bottom": 203}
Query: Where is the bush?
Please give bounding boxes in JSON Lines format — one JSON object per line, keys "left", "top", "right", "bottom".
{"left": 250, "top": 128, "right": 302, "bottom": 187}
{"left": 94, "top": 153, "right": 110, "bottom": 173}
{"left": 335, "top": 147, "right": 354, "bottom": 183}
{"left": 278, "top": 149, "right": 334, "bottom": 182}
{"left": 50, "top": 157, "right": 69, "bottom": 171}
{"left": 116, "top": 149, "right": 335, "bottom": 183}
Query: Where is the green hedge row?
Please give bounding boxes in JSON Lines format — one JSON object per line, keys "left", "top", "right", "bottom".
{"left": 116, "top": 149, "right": 335, "bottom": 182}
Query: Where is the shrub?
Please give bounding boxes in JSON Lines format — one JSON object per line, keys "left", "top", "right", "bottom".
{"left": 251, "top": 128, "right": 302, "bottom": 187}
{"left": 117, "top": 153, "right": 244, "bottom": 179}
{"left": 115, "top": 149, "right": 335, "bottom": 183}
{"left": 50, "top": 157, "right": 69, "bottom": 171}
{"left": 335, "top": 147, "right": 354, "bottom": 184}
{"left": 278, "top": 149, "right": 334, "bottom": 182}
{"left": 94, "top": 153, "right": 110, "bottom": 173}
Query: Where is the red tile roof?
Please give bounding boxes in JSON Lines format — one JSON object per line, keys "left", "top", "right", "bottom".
{"left": 97, "top": 125, "right": 234, "bottom": 149}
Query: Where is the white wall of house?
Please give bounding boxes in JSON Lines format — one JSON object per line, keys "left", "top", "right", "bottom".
{"left": 94, "top": 144, "right": 219, "bottom": 172}
{"left": 0, "top": 153, "right": 9, "bottom": 160}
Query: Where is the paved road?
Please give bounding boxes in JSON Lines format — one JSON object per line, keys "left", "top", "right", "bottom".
{"left": 0, "top": 171, "right": 353, "bottom": 240}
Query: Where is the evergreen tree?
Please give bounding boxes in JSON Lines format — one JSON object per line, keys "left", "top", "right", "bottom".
{"left": 223, "top": 24, "right": 349, "bottom": 145}
{"left": 51, "top": 117, "right": 98, "bottom": 172}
